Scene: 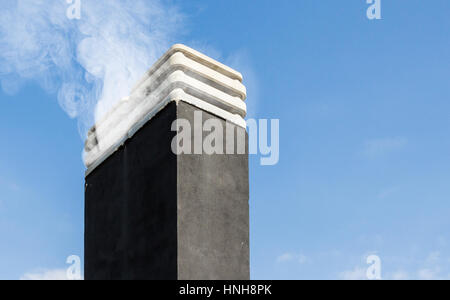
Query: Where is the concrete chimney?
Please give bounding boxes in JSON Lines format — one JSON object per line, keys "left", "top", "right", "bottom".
{"left": 84, "top": 44, "right": 249, "bottom": 280}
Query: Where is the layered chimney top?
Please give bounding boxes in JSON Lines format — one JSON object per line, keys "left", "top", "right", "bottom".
{"left": 84, "top": 44, "right": 247, "bottom": 175}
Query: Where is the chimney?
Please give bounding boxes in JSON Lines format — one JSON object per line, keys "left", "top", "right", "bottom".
{"left": 84, "top": 44, "right": 249, "bottom": 280}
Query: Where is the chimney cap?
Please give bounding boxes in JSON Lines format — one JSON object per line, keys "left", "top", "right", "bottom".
{"left": 84, "top": 44, "right": 247, "bottom": 175}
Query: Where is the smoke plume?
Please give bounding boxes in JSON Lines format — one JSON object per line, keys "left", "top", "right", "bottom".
{"left": 0, "top": 0, "right": 183, "bottom": 137}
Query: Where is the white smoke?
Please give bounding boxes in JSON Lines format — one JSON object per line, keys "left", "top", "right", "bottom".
{"left": 0, "top": 0, "right": 183, "bottom": 137}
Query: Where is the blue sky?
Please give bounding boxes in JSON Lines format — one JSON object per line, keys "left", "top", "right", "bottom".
{"left": 1, "top": 0, "right": 450, "bottom": 280}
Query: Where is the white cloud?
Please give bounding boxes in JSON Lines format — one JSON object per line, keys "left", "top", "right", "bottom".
{"left": 425, "top": 251, "right": 441, "bottom": 265}
{"left": 417, "top": 268, "right": 440, "bottom": 280}
{"left": 298, "top": 254, "right": 308, "bottom": 265}
{"left": 363, "top": 137, "right": 408, "bottom": 158}
{"left": 338, "top": 267, "right": 367, "bottom": 280}
{"left": 412, "top": 251, "right": 443, "bottom": 280}
{"left": 390, "top": 270, "right": 409, "bottom": 280}
{"left": 21, "top": 269, "right": 70, "bottom": 280}
{"left": 276, "top": 253, "right": 295, "bottom": 263}
{"left": 386, "top": 251, "right": 447, "bottom": 280}
{"left": 276, "top": 252, "right": 309, "bottom": 264}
